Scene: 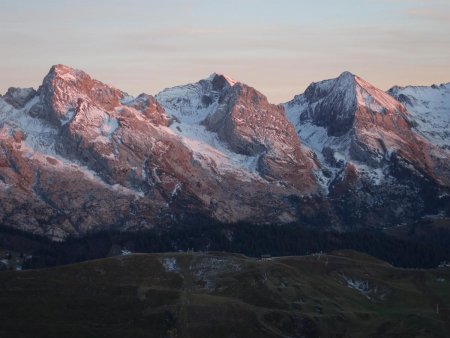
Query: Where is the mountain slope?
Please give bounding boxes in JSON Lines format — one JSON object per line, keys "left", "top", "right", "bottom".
{"left": 0, "top": 66, "right": 321, "bottom": 238}
{"left": 285, "top": 72, "right": 450, "bottom": 226}
{"left": 157, "top": 73, "right": 318, "bottom": 191}
{"left": 388, "top": 83, "right": 450, "bottom": 150}
{"left": 0, "top": 251, "right": 449, "bottom": 338}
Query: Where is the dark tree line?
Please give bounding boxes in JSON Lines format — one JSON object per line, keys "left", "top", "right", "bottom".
{"left": 0, "top": 218, "right": 449, "bottom": 270}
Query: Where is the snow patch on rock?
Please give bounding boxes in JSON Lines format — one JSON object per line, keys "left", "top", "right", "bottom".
{"left": 345, "top": 277, "right": 371, "bottom": 298}
{"left": 157, "top": 75, "right": 262, "bottom": 179}
{"left": 100, "top": 115, "right": 119, "bottom": 138}
{"left": 388, "top": 83, "right": 450, "bottom": 149}
{"left": 160, "top": 257, "right": 178, "bottom": 272}
{"left": 0, "top": 96, "right": 57, "bottom": 154}
{"left": 343, "top": 275, "right": 390, "bottom": 301}
{"left": 171, "top": 120, "right": 260, "bottom": 177}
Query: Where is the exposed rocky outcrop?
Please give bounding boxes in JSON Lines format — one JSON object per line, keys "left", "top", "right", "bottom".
{"left": 201, "top": 79, "right": 317, "bottom": 191}
{"left": 0, "top": 66, "right": 449, "bottom": 238}
{"left": 2, "top": 87, "right": 37, "bottom": 109}
{"left": 285, "top": 72, "right": 450, "bottom": 227}
{"left": 0, "top": 66, "right": 323, "bottom": 238}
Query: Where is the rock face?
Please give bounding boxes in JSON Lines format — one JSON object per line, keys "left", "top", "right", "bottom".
{"left": 0, "top": 66, "right": 320, "bottom": 239}
{"left": 157, "top": 73, "right": 317, "bottom": 192}
{"left": 2, "top": 87, "right": 37, "bottom": 109}
{"left": 285, "top": 72, "right": 450, "bottom": 226}
{"left": 206, "top": 82, "right": 317, "bottom": 189}
{"left": 0, "top": 66, "right": 449, "bottom": 239}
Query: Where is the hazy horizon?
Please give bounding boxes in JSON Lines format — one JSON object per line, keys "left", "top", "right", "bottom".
{"left": 1, "top": 0, "right": 449, "bottom": 103}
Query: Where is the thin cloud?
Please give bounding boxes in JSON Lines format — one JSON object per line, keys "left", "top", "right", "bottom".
{"left": 0, "top": 1, "right": 449, "bottom": 103}
{"left": 408, "top": 7, "right": 450, "bottom": 23}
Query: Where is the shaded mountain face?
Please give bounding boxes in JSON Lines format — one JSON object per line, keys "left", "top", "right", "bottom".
{"left": 0, "top": 66, "right": 320, "bottom": 239}
{"left": 285, "top": 72, "right": 450, "bottom": 226}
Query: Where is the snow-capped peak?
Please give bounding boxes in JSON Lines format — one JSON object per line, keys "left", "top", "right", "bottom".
{"left": 155, "top": 73, "right": 238, "bottom": 123}
{"left": 1, "top": 64, "right": 450, "bottom": 236}
{"left": 388, "top": 83, "right": 450, "bottom": 149}
{"left": 337, "top": 71, "right": 356, "bottom": 83}
{"left": 288, "top": 71, "right": 406, "bottom": 128}
{"left": 283, "top": 71, "right": 422, "bottom": 190}
{"left": 207, "top": 73, "right": 238, "bottom": 87}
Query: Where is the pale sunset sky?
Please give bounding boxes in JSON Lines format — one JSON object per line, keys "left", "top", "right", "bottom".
{"left": 0, "top": 0, "right": 449, "bottom": 103}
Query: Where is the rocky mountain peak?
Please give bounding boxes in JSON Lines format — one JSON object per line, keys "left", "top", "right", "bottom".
{"left": 47, "top": 64, "right": 86, "bottom": 80}
{"left": 203, "top": 82, "right": 281, "bottom": 155}
{"left": 302, "top": 71, "right": 355, "bottom": 102}
{"left": 284, "top": 72, "right": 450, "bottom": 226}
{"left": 157, "top": 73, "right": 318, "bottom": 192}
{"left": 288, "top": 72, "right": 410, "bottom": 138}
{"left": 335, "top": 70, "right": 356, "bottom": 87}
{"left": 0, "top": 65, "right": 449, "bottom": 238}
{"left": 2, "top": 87, "right": 37, "bottom": 109}
{"left": 338, "top": 70, "right": 355, "bottom": 78}
{"left": 156, "top": 74, "right": 229, "bottom": 122}
{"left": 199, "top": 80, "right": 318, "bottom": 190}
{"left": 207, "top": 73, "right": 238, "bottom": 90}
{"left": 37, "top": 64, "right": 123, "bottom": 126}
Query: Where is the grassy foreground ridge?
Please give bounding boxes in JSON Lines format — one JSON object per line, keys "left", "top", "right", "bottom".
{"left": 0, "top": 250, "right": 449, "bottom": 338}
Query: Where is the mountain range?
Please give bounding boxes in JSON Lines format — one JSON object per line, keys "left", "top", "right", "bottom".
{"left": 0, "top": 65, "right": 449, "bottom": 239}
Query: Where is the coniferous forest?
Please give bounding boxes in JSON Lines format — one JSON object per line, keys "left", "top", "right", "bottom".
{"left": 1, "top": 217, "right": 449, "bottom": 270}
